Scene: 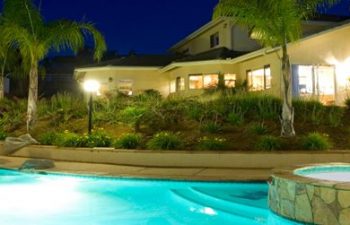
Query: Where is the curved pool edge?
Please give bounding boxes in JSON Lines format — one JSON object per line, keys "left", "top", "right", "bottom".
{"left": 269, "top": 163, "right": 350, "bottom": 225}
{"left": 0, "top": 156, "right": 270, "bottom": 182}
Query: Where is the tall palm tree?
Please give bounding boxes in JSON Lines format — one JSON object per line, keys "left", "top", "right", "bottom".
{"left": 2, "top": 0, "right": 107, "bottom": 131}
{"left": 214, "top": 0, "right": 337, "bottom": 137}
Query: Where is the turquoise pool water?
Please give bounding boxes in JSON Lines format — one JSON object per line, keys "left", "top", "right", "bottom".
{"left": 294, "top": 165, "right": 350, "bottom": 182}
{"left": 0, "top": 169, "right": 299, "bottom": 225}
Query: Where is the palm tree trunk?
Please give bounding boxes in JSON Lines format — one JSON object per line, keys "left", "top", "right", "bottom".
{"left": 26, "top": 62, "right": 38, "bottom": 132}
{"left": 0, "top": 75, "right": 4, "bottom": 100}
{"left": 280, "top": 43, "right": 295, "bottom": 137}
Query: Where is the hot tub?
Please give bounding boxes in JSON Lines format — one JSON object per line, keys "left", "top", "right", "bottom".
{"left": 269, "top": 163, "right": 350, "bottom": 225}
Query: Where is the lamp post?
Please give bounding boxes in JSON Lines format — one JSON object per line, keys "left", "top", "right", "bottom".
{"left": 83, "top": 80, "right": 100, "bottom": 135}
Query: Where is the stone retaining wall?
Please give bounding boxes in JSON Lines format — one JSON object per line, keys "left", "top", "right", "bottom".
{"left": 269, "top": 164, "right": 350, "bottom": 225}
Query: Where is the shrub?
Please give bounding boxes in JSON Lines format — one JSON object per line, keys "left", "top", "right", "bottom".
{"left": 198, "top": 137, "right": 227, "bottom": 150}
{"left": 38, "top": 131, "right": 58, "bottom": 145}
{"left": 345, "top": 97, "right": 350, "bottom": 110}
{"left": 118, "top": 106, "right": 146, "bottom": 130}
{"left": 39, "top": 93, "right": 86, "bottom": 124}
{"left": 327, "top": 106, "right": 344, "bottom": 127}
{"left": 255, "top": 136, "right": 282, "bottom": 151}
{"left": 227, "top": 112, "right": 243, "bottom": 126}
{"left": 249, "top": 122, "right": 268, "bottom": 135}
{"left": 81, "top": 129, "right": 113, "bottom": 148}
{"left": 141, "top": 99, "right": 185, "bottom": 131}
{"left": 146, "top": 132, "right": 183, "bottom": 150}
{"left": 54, "top": 129, "right": 112, "bottom": 148}
{"left": 114, "top": 133, "right": 142, "bottom": 149}
{"left": 200, "top": 121, "right": 222, "bottom": 133}
{"left": 0, "top": 98, "right": 26, "bottom": 131}
{"left": 0, "top": 130, "right": 7, "bottom": 140}
{"left": 302, "top": 132, "right": 332, "bottom": 150}
{"left": 54, "top": 131, "right": 80, "bottom": 147}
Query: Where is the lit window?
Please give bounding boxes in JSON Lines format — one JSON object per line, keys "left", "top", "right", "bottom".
{"left": 247, "top": 65, "right": 271, "bottom": 91}
{"left": 176, "top": 77, "right": 185, "bottom": 91}
{"left": 210, "top": 33, "right": 219, "bottom": 48}
{"left": 203, "top": 74, "right": 219, "bottom": 88}
{"left": 293, "top": 65, "right": 335, "bottom": 105}
{"left": 189, "top": 75, "right": 203, "bottom": 89}
{"left": 264, "top": 66, "right": 271, "bottom": 89}
{"left": 118, "top": 80, "right": 133, "bottom": 95}
{"left": 170, "top": 80, "right": 176, "bottom": 93}
{"left": 224, "top": 74, "right": 236, "bottom": 88}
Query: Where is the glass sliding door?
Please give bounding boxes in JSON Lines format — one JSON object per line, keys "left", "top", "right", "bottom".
{"left": 316, "top": 66, "right": 336, "bottom": 104}
{"left": 292, "top": 65, "right": 335, "bottom": 105}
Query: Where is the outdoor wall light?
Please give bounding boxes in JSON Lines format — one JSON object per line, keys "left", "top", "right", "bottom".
{"left": 83, "top": 80, "right": 100, "bottom": 135}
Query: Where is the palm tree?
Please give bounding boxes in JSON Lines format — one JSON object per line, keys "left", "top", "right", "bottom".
{"left": 2, "top": 0, "right": 106, "bottom": 131}
{"left": 213, "top": 0, "right": 337, "bottom": 137}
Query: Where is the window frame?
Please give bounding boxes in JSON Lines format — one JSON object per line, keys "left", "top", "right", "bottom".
{"left": 210, "top": 32, "right": 220, "bottom": 48}
{"left": 188, "top": 74, "right": 204, "bottom": 90}
{"left": 176, "top": 76, "right": 185, "bottom": 92}
{"left": 246, "top": 65, "right": 271, "bottom": 91}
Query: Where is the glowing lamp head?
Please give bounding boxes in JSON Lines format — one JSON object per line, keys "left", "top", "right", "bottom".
{"left": 83, "top": 80, "right": 100, "bottom": 93}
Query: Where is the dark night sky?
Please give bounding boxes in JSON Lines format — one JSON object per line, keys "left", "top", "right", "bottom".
{"left": 5, "top": 0, "right": 350, "bottom": 55}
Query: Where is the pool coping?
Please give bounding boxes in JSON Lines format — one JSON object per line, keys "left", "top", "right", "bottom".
{"left": 3, "top": 143, "right": 350, "bottom": 169}
{"left": 271, "top": 163, "right": 350, "bottom": 191}
{"left": 0, "top": 156, "right": 271, "bottom": 182}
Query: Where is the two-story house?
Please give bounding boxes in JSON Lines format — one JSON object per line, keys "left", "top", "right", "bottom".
{"left": 75, "top": 15, "right": 350, "bottom": 105}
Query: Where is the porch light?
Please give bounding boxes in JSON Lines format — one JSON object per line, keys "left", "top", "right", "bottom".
{"left": 83, "top": 80, "right": 100, "bottom": 93}
{"left": 83, "top": 80, "right": 100, "bottom": 135}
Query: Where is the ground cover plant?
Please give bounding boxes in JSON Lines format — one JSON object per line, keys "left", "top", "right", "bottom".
{"left": 1, "top": 90, "right": 349, "bottom": 151}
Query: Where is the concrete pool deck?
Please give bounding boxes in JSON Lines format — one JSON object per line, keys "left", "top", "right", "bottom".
{"left": 0, "top": 156, "right": 271, "bottom": 181}
{"left": 2, "top": 142, "right": 350, "bottom": 181}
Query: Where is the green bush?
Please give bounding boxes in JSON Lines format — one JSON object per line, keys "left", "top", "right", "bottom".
{"left": 292, "top": 99, "right": 343, "bottom": 126}
{"left": 38, "top": 131, "right": 58, "bottom": 145}
{"left": 227, "top": 112, "right": 243, "bottom": 126}
{"left": 198, "top": 137, "right": 227, "bottom": 150}
{"left": 213, "top": 94, "right": 281, "bottom": 122}
{"left": 39, "top": 93, "right": 86, "bottom": 124}
{"left": 345, "top": 97, "right": 350, "bottom": 110}
{"left": 0, "top": 98, "right": 26, "bottom": 131}
{"left": 54, "top": 131, "right": 80, "bottom": 147}
{"left": 200, "top": 121, "right": 222, "bottom": 133}
{"left": 146, "top": 132, "right": 183, "bottom": 150}
{"left": 54, "top": 129, "right": 112, "bottom": 148}
{"left": 249, "top": 122, "right": 268, "bottom": 135}
{"left": 255, "top": 136, "right": 282, "bottom": 151}
{"left": 114, "top": 133, "right": 142, "bottom": 149}
{"left": 141, "top": 99, "right": 185, "bottom": 131}
{"left": 0, "top": 130, "right": 7, "bottom": 140}
{"left": 327, "top": 106, "right": 344, "bottom": 127}
{"left": 302, "top": 132, "right": 332, "bottom": 150}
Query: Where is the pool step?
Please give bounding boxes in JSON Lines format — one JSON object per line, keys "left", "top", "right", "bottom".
{"left": 189, "top": 187, "right": 267, "bottom": 215}
{"left": 171, "top": 188, "right": 268, "bottom": 224}
{"left": 191, "top": 187, "right": 267, "bottom": 209}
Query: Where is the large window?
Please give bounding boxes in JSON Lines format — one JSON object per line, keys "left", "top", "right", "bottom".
{"left": 118, "top": 79, "right": 133, "bottom": 96}
{"left": 292, "top": 65, "right": 335, "bottom": 104}
{"left": 203, "top": 74, "right": 219, "bottom": 88}
{"left": 189, "top": 74, "right": 220, "bottom": 89}
{"left": 247, "top": 65, "right": 271, "bottom": 91}
{"left": 224, "top": 74, "right": 236, "bottom": 88}
{"left": 210, "top": 32, "right": 220, "bottom": 48}
{"left": 189, "top": 75, "right": 203, "bottom": 89}
{"left": 176, "top": 77, "right": 185, "bottom": 91}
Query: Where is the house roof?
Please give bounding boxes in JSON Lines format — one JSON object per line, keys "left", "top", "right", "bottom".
{"left": 311, "top": 14, "right": 350, "bottom": 22}
{"left": 225, "top": 19, "right": 350, "bottom": 65}
{"left": 169, "top": 17, "right": 231, "bottom": 52}
{"left": 80, "top": 54, "right": 179, "bottom": 68}
{"left": 175, "top": 47, "right": 248, "bottom": 62}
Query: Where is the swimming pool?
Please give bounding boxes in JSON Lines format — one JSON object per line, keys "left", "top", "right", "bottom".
{"left": 0, "top": 169, "right": 298, "bottom": 225}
